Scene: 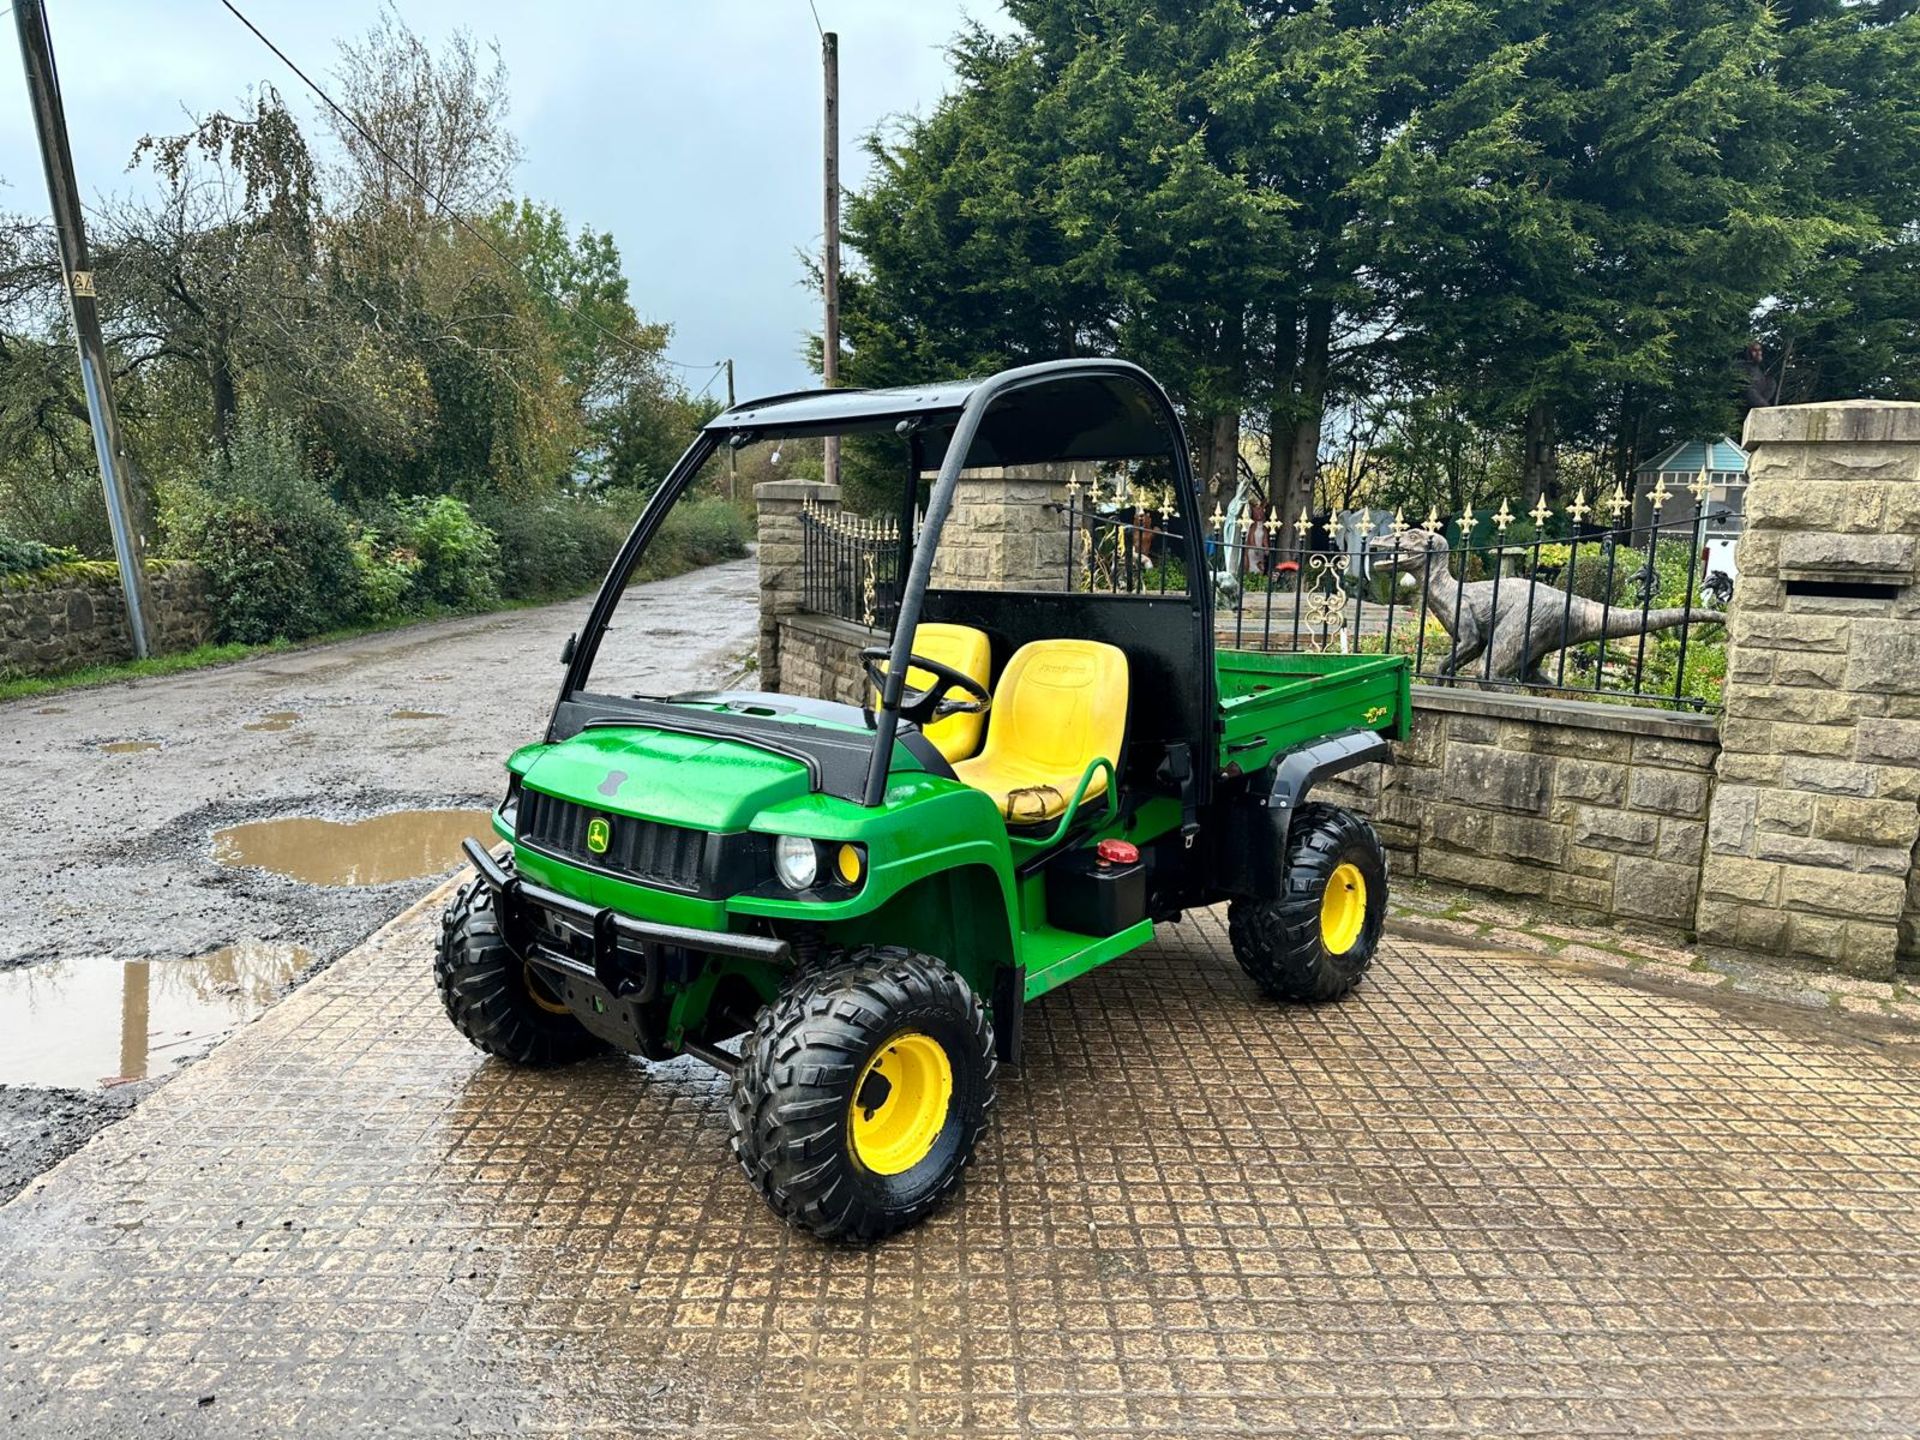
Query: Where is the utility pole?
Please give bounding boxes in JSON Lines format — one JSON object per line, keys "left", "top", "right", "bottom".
{"left": 13, "top": 0, "right": 157, "bottom": 658}
{"left": 821, "top": 29, "right": 841, "bottom": 489}
{"left": 723, "top": 358, "right": 737, "bottom": 501}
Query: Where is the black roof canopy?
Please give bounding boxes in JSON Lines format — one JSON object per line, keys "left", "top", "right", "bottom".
{"left": 706, "top": 362, "right": 1178, "bottom": 467}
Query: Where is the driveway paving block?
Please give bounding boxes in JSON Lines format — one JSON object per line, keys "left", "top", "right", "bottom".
{"left": 3, "top": 888, "right": 1918, "bottom": 1437}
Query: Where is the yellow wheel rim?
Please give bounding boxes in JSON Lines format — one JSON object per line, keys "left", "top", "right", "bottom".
{"left": 523, "top": 961, "right": 572, "bottom": 1016}
{"left": 1320, "top": 862, "right": 1367, "bottom": 955}
{"left": 849, "top": 1031, "right": 953, "bottom": 1176}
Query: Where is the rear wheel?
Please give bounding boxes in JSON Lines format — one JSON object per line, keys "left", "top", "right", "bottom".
{"left": 1228, "top": 802, "right": 1387, "bottom": 1002}
{"left": 728, "top": 947, "right": 995, "bottom": 1242}
{"left": 435, "top": 876, "right": 607, "bottom": 1066}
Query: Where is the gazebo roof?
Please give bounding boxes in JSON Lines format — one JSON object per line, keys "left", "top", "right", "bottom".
{"left": 1635, "top": 437, "right": 1748, "bottom": 479}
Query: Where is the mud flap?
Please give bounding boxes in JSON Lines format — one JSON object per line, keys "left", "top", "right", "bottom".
{"left": 1215, "top": 729, "right": 1393, "bottom": 901}
{"left": 990, "top": 964, "right": 1024, "bottom": 1066}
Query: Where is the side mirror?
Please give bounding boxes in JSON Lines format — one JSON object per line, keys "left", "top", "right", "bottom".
{"left": 560, "top": 632, "right": 576, "bottom": 666}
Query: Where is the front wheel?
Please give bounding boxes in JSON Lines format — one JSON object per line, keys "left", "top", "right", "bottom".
{"left": 728, "top": 947, "right": 995, "bottom": 1242}
{"left": 1228, "top": 802, "right": 1387, "bottom": 1002}
{"left": 435, "top": 876, "right": 607, "bottom": 1066}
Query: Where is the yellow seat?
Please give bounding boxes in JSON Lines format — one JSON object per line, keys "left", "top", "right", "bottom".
{"left": 873, "top": 622, "right": 993, "bottom": 763}
{"left": 953, "top": 640, "right": 1128, "bottom": 824}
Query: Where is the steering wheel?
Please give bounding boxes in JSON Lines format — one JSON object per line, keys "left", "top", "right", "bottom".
{"left": 860, "top": 645, "right": 992, "bottom": 727}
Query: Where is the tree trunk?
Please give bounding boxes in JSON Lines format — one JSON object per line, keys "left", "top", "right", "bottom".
{"left": 1267, "top": 297, "right": 1332, "bottom": 563}
{"left": 209, "top": 351, "right": 238, "bottom": 452}
{"left": 1194, "top": 412, "right": 1240, "bottom": 515}
{"left": 1522, "top": 398, "right": 1557, "bottom": 510}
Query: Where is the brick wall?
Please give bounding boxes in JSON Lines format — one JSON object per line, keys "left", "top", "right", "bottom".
{"left": 0, "top": 562, "right": 213, "bottom": 678}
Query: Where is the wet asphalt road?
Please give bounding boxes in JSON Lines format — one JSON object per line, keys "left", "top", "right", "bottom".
{"left": 0, "top": 558, "right": 758, "bottom": 1194}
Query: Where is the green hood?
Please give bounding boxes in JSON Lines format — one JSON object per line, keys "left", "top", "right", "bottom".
{"left": 520, "top": 726, "right": 814, "bottom": 832}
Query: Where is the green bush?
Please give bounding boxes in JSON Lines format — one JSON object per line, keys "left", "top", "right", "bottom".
{"left": 163, "top": 418, "right": 361, "bottom": 644}
{"left": 0, "top": 532, "right": 79, "bottom": 580}
{"left": 634, "top": 495, "right": 751, "bottom": 581}
{"left": 348, "top": 527, "right": 419, "bottom": 621}
{"left": 486, "top": 490, "right": 636, "bottom": 600}
{"left": 391, "top": 495, "right": 500, "bottom": 610}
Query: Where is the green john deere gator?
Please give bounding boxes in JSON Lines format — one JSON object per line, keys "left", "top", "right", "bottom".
{"left": 439, "top": 358, "right": 1409, "bottom": 1241}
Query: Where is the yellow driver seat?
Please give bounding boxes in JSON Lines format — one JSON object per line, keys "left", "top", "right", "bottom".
{"left": 872, "top": 622, "right": 993, "bottom": 763}
{"left": 953, "top": 639, "right": 1129, "bottom": 824}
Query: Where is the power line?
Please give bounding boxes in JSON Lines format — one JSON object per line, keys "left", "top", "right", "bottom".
{"left": 807, "top": 0, "right": 826, "bottom": 40}
{"left": 215, "top": 0, "right": 723, "bottom": 380}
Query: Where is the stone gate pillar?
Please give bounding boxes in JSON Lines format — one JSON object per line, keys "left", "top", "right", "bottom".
{"left": 1695, "top": 401, "right": 1920, "bottom": 978}
{"left": 927, "top": 466, "right": 1073, "bottom": 591}
{"left": 754, "top": 479, "right": 838, "bottom": 692}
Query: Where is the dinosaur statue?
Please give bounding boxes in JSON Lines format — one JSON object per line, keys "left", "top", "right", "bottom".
{"left": 1367, "top": 527, "right": 1725, "bottom": 685}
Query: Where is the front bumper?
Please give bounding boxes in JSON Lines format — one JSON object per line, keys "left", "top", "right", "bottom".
{"left": 461, "top": 839, "right": 791, "bottom": 1004}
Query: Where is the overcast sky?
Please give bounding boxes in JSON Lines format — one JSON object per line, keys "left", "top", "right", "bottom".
{"left": 0, "top": 1, "right": 1010, "bottom": 400}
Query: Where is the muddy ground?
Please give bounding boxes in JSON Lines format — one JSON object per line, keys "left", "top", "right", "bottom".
{"left": 0, "top": 558, "right": 758, "bottom": 1202}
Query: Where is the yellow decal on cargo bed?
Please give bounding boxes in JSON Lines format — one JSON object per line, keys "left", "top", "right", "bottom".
{"left": 1364, "top": 705, "right": 1389, "bottom": 724}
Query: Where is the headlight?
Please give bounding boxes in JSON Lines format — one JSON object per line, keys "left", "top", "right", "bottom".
{"left": 773, "top": 834, "right": 818, "bottom": 891}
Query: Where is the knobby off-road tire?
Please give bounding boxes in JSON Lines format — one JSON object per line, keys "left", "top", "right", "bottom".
{"left": 729, "top": 947, "right": 995, "bottom": 1243}
{"left": 1228, "top": 802, "right": 1387, "bottom": 1003}
{"left": 436, "top": 877, "right": 606, "bottom": 1066}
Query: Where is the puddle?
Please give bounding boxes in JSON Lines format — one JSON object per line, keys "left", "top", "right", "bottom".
{"left": 0, "top": 942, "right": 311, "bottom": 1090}
{"left": 100, "top": 740, "right": 161, "bottom": 754}
{"left": 389, "top": 709, "right": 447, "bottom": 721}
{"left": 211, "top": 808, "right": 493, "bottom": 886}
{"left": 243, "top": 710, "right": 301, "bottom": 732}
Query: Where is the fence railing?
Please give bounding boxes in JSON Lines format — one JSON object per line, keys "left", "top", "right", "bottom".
{"left": 1059, "top": 475, "right": 1732, "bottom": 711}
{"left": 799, "top": 498, "right": 904, "bottom": 630}
{"left": 793, "top": 473, "right": 1734, "bottom": 713}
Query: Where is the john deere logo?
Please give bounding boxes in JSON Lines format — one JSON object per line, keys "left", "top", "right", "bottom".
{"left": 586, "top": 817, "right": 611, "bottom": 855}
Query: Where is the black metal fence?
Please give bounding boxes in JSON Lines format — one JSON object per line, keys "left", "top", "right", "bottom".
{"left": 794, "top": 475, "right": 1734, "bottom": 713}
{"left": 1062, "top": 476, "right": 1733, "bottom": 712}
{"left": 1190, "top": 485, "right": 1735, "bottom": 710}
{"left": 799, "top": 498, "right": 904, "bottom": 630}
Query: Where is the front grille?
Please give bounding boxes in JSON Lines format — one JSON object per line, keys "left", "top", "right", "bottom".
{"left": 517, "top": 789, "right": 707, "bottom": 891}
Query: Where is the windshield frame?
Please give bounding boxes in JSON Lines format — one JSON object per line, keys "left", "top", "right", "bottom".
{"left": 551, "top": 358, "right": 1211, "bottom": 807}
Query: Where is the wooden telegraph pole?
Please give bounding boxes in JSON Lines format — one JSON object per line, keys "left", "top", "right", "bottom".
{"left": 13, "top": 0, "right": 157, "bottom": 658}
{"left": 822, "top": 29, "right": 841, "bottom": 488}
{"left": 724, "top": 358, "right": 737, "bottom": 500}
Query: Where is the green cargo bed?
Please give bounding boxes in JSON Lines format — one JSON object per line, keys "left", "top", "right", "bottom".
{"left": 1214, "top": 651, "right": 1411, "bottom": 773}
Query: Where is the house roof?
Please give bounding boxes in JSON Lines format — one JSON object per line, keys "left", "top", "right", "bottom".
{"left": 1635, "top": 437, "right": 1748, "bottom": 479}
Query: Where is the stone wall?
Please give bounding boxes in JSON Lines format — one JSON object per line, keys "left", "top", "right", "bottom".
{"left": 777, "top": 611, "right": 876, "bottom": 708}
{"left": 768, "top": 614, "right": 1722, "bottom": 937}
{"left": 0, "top": 562, "right": 213, "bottom": 678}
{"left": 755, "top": 397, "right": 1920, "bottom": 976}
{"left": 1315, "top": 690, "right": 1720, "bottom": 931}
{"left": 1695, "top": 400, "right": 1920, "bottom": 979}
{"left": 754, "top": 479, "right": 840, "bottom": 693}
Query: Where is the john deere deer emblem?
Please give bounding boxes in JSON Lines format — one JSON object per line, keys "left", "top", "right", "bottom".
{"left": 586, "top": 817, "right": 611, "bottom": 855}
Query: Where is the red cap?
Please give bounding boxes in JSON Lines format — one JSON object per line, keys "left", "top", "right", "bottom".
{"left": 1095, "top": 838, "right": 1140, "bottom": 867}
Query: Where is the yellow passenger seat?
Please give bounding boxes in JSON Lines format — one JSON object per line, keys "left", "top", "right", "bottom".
{"left": 872, "top": 622, "right": 993, "bottom": 763}
{"left": 953, "top": 639, "right": 1129, "bottom": 824}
